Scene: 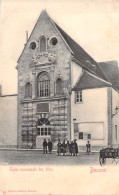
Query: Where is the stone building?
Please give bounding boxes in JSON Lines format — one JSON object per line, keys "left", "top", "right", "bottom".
{"left": 0, "top": 93, "right": 17, "bottom": 148}
{"left": 17, "top": 10, "right": 73, "bottom": 148}
{"left": 1, "top": 10, "right": 119, "bottom": 150}
{"left": 16, "top": 10, "right": 119, "bottom": 150}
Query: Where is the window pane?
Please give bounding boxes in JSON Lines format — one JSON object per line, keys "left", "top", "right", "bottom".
{"left": 38, "top": 74, "right": 50, "bottom": 97}
{"left": 79, "top": 132, "right": 83, "bottom": 139}
{"left": 87, "top": 134, "right": 91, "bottom": 139}
{"left": 80, "top": 91, "right": 82, "bottom": 102}
{"left": 37, "top": 128, "right": 40, "bottom": 135}
{"left": 75, "top": 91, "right": 82, "bottom": 103}
{"left": 43, "top": 128, "right": 45, "bottom": 135}
{"left": 41, "top": 128, "right": 43, "bottom": 135}
{"left": 45, "top": 128, "right": 47, "bottom": 135}
{"left": 75, "top": 92, "right": 79, "bottom": 102}
{"left": 40, "top": 37, "right": 46, "bottom": 52}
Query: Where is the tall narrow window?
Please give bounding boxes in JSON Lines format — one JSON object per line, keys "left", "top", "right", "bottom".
{"left": 25, "top": 82, "right": 32, "bottom": 97}
{"left": 38, "top": 73, "right": 50, "bottom": 97}
{"left": 87, "top": 134, "right": 91, "bottom": 139}
{"left": 56, "top": 78, "right": 63, "bottom": 94}
{"left": 40, "top": 36, "right": 46, "bottom": 52}
{"left": 79, "top": 132, "right": 83, "bottom": 139}
{"left": 75, "top": 91, "right": 82, "bottom": 103}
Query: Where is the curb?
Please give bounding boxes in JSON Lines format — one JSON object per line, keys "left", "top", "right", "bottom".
{"left": 0, "top": 148, "right": 99, "bottom": 153}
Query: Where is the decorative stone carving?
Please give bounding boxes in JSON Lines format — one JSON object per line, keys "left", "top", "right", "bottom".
{"left": 56, "top": 70, "right": 61, "bottom": 77}
{"left": 30, "top": 51, "right": 56, "bottom": 67}
{"left": 24, "top": 74, "right": 32, "bottom": 84}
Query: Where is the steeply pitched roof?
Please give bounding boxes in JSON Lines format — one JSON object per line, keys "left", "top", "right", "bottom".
{"left": 99, "top": 61, "right": 119, "bottom": 91}
{"left": 72, "top": 70, "right": 111, "bottom": 91}
{"left": 17, "top": 10, "right": 118, "bottom": 91}
{"left": 53, "top": 20, "right": 108, "bottom": 81}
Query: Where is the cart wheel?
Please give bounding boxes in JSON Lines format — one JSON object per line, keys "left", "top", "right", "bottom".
{"left": 99, "top": 157, "right": 106, "bottom": 166}
{"left": 102, "top": 158, "right": 106, "bottom": 165}
{"left": 99, "top": 157, "right": 103, "bottom": 166}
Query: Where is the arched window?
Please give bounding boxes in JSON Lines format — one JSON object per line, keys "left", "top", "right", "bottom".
{"left": 25, "top": 82, "right": 32, "bottom": 97}
{"left": 37, "top": 118, "right": 51, "bottom": 136}
{"left": 38, "top": 73, "right": 50, "bottom": 97}
{"left": 56, "top": 78, "right": 63, "bottom": 94}
{"left": 40, "top": 36, "right": 46, "bottom": 52}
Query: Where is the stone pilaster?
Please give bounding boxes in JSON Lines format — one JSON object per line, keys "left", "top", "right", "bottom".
{"left": 50, "top": 69, "right": 55, "bottom": 97}
{"left": 32, "top": 68, "right": 36, "bottom": 99}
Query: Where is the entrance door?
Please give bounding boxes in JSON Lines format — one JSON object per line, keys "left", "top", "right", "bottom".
{"left": 36, "top": 118, "right": 51, "bottom": 148}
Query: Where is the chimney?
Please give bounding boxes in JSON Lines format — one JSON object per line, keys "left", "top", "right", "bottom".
{"left": 0, "top": 85, "right": 2, "bottom": 96}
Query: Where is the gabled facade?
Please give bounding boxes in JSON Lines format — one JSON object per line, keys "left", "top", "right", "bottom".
{"left": 16, "top": 10, "right": 119, "bottom": 150}
{"left": 17, "top": 10, "right": 72, "bottom": 148}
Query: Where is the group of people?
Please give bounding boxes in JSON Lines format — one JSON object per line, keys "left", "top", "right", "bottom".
{"left": 43, "top": 139, "right": 53, "bottom": 154}
{"left": 43, "top": 138, "right": 91, "bottom": 155}
{"left": 57, "top": 139, "right": 78, "bottom": 156}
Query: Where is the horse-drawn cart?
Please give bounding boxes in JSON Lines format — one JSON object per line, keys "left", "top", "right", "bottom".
{"left": 99, "top": 148, "right": 119, "bottom": 166}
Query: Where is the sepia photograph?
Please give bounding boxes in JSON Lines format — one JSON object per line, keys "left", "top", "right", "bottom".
{"left": 0, "top": 0, "right": 119, "bottom": 194}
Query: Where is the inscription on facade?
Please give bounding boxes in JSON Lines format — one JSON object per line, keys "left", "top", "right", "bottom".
{"left": 37, "top": 103, "right": 49, "bottom": 113}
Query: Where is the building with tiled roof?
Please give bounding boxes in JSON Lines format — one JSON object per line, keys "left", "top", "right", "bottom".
{"left": 0, "top": 10, "right": 119, "bottom": 150}
{"left": 99, "top": 61, "right": 119, "bottom": 91}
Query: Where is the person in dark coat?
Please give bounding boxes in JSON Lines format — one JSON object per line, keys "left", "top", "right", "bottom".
{"left": 70, "top": 141, "right": 74, "bottom": 156}
{"left": 43, "top": 139, "right": 47, "bottom": 154}
{"left": 73, "top": 139, "right": 78, "bottom": 156}
{"left": 62, "top": 140, "right": 66, "bottom": 156}
{"left": 48, "top": 139, "right": 52, "bottom": 154}
{"left": 66, "top": 141, "right": 70, "bottom": 155}
{"left": 57, "top": 139, "right": 62, "bottom": 155}
{"left": 86, "top": 140, "right": 91, "bottom": 154}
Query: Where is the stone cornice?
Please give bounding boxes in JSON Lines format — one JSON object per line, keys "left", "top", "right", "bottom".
{"left": 20, "top": 95, "right": 67, "bottom": 104}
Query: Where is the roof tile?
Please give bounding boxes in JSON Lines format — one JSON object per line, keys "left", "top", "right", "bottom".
{"left": 53, "top": 21, "right": 108, "bottom": 81}
{"left": 72, "top": 71, "right": 111, "bottom": 90}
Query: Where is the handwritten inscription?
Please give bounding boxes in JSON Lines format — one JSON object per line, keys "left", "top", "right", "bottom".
{"left": 10, "top": 166, "right": 53, "bottom": 172}
{"left": 90, "top": 166, "right": 106, "bottom": 174}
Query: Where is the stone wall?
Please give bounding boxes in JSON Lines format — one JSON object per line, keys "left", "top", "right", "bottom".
{"left": 17, "top": 11, "right": 72, "bottom": 148}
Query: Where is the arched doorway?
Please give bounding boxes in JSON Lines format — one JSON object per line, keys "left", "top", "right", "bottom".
{"left": 36, "top": 118, "right": 51, "bottom": 148}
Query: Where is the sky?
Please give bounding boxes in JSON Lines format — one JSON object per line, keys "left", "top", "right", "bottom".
{"left": 0, "top": 0, "right": 119, "bottom": 94}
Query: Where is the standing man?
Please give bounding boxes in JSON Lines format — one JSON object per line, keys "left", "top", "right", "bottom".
{"left": 70, "top": 141, "right": 74, "bottom": 156}
{"left": 66, "top": 140, "right": 70, "bottom": 156}
{"left": 57, "top": 139, "right": 62, "bottom": 156}
{"left": 43, "top": 139, "right": 47, "bottom": 154}
{"left": 48, "top": 139, "right": 53, "bottom": 154}
{"left": 86, "top": 140, "right": 91, "bottom": 155}
{"left": 62, "top": 140, "right": 66, "bottom": 156}
{"left": 73, "top": 139, "right": 78, "bottom": 156}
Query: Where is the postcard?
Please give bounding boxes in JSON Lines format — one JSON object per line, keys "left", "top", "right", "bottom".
{"left": 0, "top": 0, "right": 119, "bottom": 194}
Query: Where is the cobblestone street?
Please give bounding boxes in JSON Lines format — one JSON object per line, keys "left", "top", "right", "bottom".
{"left": 0, "top": 149, "right": 100, "bottom": 165}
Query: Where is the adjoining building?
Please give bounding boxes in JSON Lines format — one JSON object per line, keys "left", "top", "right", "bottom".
{"left": 0, "top": 10, "right": 119, "bottom": 150}
{"left": 0, "top": 92, "right": 17, "bottom": 148}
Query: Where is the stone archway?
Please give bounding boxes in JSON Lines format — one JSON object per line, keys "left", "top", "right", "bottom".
{"left": 36, "top": 118, "right": 51, "bottom": 148}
